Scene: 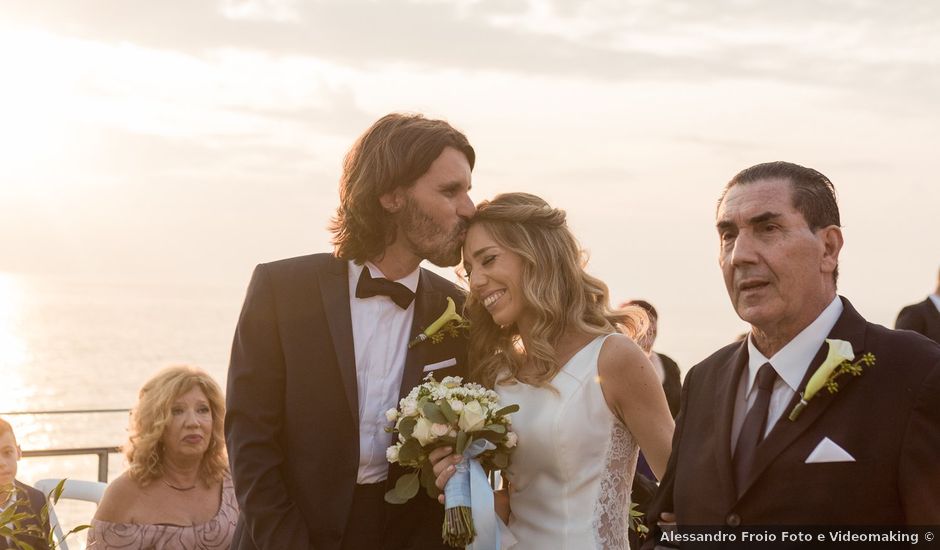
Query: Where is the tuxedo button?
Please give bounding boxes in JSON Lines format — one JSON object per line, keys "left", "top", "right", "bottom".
{"left": 726, "top": 513, "right": 741, "bottom": 527}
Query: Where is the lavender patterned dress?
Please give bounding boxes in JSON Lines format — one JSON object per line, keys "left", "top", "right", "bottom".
{"left": 87, "top": 475, "right": 238, "bottom": 549}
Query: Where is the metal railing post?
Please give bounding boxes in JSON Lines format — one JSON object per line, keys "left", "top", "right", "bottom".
{"left": 98, "top": 451, "right": 109, "bottom": 483}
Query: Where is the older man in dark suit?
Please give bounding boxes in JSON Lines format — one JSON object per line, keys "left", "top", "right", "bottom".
{"left": 895, "top": 269, "right": 940, "bottom": 344}
{"left": 226, "top": 113, "right": 475, "bottom": 550}
{"left": 646, "top": 162, "right": 940, "bottom": 547}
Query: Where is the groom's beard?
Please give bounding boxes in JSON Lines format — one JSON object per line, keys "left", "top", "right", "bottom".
{"left": 398, "top": 197, "right": 467, "bottom": 267}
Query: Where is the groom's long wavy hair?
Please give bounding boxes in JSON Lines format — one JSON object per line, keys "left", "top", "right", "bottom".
{"left": 330, "top": 113, "right": 475, "bottom": 263}
{"left": 465, "top": 193, "right": 648, "bottom": 389}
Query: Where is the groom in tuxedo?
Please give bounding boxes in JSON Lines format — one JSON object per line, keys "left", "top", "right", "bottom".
{"left": 226, "top": 113, "right": 475, "bottom": 550}
{"left": 647, "top": 161, "right": 940, "bottom": 545}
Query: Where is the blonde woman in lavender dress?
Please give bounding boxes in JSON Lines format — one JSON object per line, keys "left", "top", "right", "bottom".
{"left": 89, "top": 366, "right": 238, "bottom": 549}
{"left": 432, "top": 193, "right": 675, "bottom": 549}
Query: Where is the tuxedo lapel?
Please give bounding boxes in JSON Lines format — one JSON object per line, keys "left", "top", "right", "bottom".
{"left": 739, "top": 297, "right": 868, "bottom": 498}
{"left": 318, "top": 257, "right": 359, "bottom": 425}
{"left": 399, "top": 269, "right": 444, "bottom": 399}
{"left": 715, "top": 341, "right": 748, "bottom": 504}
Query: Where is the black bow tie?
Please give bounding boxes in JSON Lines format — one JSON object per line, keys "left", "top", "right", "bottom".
{"left": 355, "top": 267, "right": 415, "bottom": 309}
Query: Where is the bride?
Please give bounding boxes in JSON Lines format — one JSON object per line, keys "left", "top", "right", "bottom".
{"left": 432, "top": 192, "right": 674, "bottom": 549}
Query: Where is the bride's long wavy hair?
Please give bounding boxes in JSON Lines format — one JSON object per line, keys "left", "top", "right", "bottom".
{"left": 464, "top": 193, "right": 648, "bottom": 389}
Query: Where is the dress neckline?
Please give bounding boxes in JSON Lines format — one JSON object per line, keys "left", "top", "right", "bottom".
{"left": 557, "top": 334, "right": 608, "bottom": 371}
{"left": 93, "top": 474, "right": 233, "bottom": 529}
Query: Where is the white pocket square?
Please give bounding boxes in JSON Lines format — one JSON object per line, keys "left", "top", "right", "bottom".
{"left": 422, "top": 357, "right": 457, "bottom": 372}
{"left": 805, "top": 437, "right": 855, "bottom": 463}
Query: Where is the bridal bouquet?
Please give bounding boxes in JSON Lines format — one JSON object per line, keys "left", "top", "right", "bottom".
{"left": 385, "top": 374, "right": 518, "bottom": 547}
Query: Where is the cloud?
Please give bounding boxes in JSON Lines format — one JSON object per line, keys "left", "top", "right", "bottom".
{"left": 4, "top": 0, "right": 937, "bottom": 124}
{"left": 6, "top": 0, "right": 939, "bottom": 104}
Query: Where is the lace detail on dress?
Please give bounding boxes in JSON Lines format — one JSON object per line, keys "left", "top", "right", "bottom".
{"left": 592, "top": 420, "right": 639, "bottom": 550}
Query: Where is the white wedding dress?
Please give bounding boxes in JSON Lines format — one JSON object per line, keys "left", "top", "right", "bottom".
{"left": 496, "top": 334, "right": 640, "bottom": 550}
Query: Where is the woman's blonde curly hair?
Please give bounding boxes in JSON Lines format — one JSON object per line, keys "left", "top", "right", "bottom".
{"left": 464, "top": 192, "right": 648, "bottom": 389}
{"left": 124, "top": 365, "right": 228, "bottom": 486}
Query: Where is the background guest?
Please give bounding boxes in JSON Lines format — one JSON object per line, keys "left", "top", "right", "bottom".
{"left": 0, "top": 418, "right": 49, "bottom": 550}
{"left": 620, "top": 300, "right": 681, "bottom": 549}
{"left": 647, "top": 161, "right": 940, "bottom": 544}
{"left": 895, "top": 267, "right": 940, "bottom": 344}
{"left": 89, "top": 366, "right": 237, "bottom": 549}
{"left": 623, "top": 300, "right": 682, "bottom": 418}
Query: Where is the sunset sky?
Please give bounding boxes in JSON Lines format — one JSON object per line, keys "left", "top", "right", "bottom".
{"left": 2, "top": 0, "right": 938, "bottom": 366}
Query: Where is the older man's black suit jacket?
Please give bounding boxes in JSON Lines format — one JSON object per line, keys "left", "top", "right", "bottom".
{"left": 896, "top": 297, "right": 940, "bottom": 344}
{"left": 226, "top": 253, "right": 467, "bottom": 550}
{"left": 646, "top": 297, "right": 940, "bottom": 546}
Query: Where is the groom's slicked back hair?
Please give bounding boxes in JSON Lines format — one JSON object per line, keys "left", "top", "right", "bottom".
{"left": 717, "top": 160, "right": 842, "bottom": 282}
{"left": 330, "top": 113, "right": 475, "bottom": 263}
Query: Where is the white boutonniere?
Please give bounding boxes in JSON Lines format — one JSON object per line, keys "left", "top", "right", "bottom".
{"left": 408, "top": 297, "right": 469, "bottom": 348}
{"left": 788, "top": 338, "right": 875, "bottom": 421}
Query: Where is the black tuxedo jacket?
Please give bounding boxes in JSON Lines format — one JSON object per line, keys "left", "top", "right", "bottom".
{"left": 896, "top": 297, "right": 940, "bottom": 345}
{"left": 646, "top": 297, "right": 940, "bottom": 542}
{"left": 0, "top": 481, "right": 49, "bottom": 550}
{"left": 658, "top": 352, "right": 682, "bottom": 419}
{"left": 226, "top": 253, "right": 467, "bottom": 550}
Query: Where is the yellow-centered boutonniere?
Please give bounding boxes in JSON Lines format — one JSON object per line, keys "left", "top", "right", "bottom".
{"left": 408, "top": 297, "right": 469, "bottom": 348}
{"left": 788, "top": 338, "right": 875, "bottom": 421}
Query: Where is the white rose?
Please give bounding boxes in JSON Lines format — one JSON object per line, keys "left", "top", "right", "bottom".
{"left": 386, "top": 445, "right": 400, "bottom": 463}
{"left": 413, "top": 418, "right": 434, "bottom": 446}
{"left": 505, "top": 431, "right": 518, "bottom": 448}
{"left": 385, "top": 408, "right": 399, "bottom": 422}
{"left": 431, "top": 423, "right": 450, "bottom": 437}
{"left": 448, "top": 399, "right": 464, "bottom": 412}
{"left": 458, "top": 400, "right": 486, "bottom": 432}
{"left": 402, "top": 401, "right": 418, "bottom": 417}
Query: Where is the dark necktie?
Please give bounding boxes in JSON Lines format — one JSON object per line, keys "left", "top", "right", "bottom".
{"left": 733, "top": 362, "right": 777, "bottom": 495}
{"left": 355, "top": 267, "right": 415, "bottom": 309}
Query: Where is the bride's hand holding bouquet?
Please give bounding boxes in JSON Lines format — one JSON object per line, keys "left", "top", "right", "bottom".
{"left": 384, "top": 374, "right": 518, "bottom": 548}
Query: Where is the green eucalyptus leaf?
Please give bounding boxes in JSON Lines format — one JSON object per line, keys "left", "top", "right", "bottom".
{"left": 421, "top": 402, "right": 449, "bottom": 424}
{"left": 420, "top": 462, "right": 442, "bottom": 500}
{"left": 456, "top": 432, "right": 471, "bottom": 455}
{"left": 439, "top": 399, "right": 458, "bottom": 424}
{"left": 493, "top": 404, "right": 519, "bottom": 417}
{"left": 398, "top": 416, "right": 417, "bottom": 438}
{"left": 384, "top": 472, "right": 420, "bottom": 504}
{"left": 397, "top": 438, "right": 422, "bottom": 463}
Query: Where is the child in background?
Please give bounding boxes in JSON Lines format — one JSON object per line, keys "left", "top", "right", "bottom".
{"left": 0, "top": 417, "right": 50, "bottom": 550}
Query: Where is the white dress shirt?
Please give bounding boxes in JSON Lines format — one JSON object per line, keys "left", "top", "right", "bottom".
{"left": 348, "top": 260, "right": 419, "bottom": 484}
{"left": 731, "top": 296, "right": 843, "bottom": 453}
{"left": 929, "top": 294, "right": 940, "bottom": 314}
